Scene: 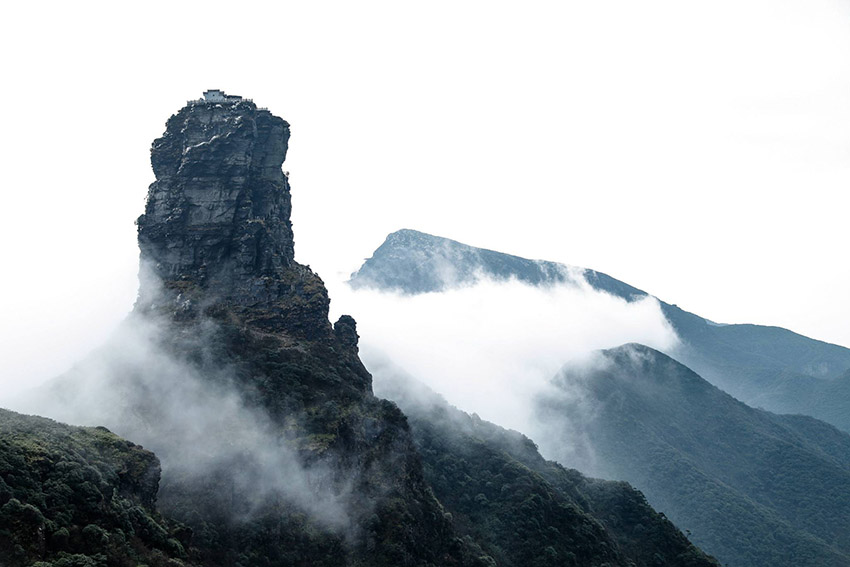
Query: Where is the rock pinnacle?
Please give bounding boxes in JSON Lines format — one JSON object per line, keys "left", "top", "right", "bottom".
{"left": 136, "top": 91, "right": 331, "bottom": 339}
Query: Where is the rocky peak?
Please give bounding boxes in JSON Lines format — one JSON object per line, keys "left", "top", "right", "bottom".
{"left": 136, "top": 93, "right": 330, "bottom": 339}
{"left": 333, "top": 314, "right": 359, "bottom": 349}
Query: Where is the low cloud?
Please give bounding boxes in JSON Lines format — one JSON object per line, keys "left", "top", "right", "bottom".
{"left": 7, "top": 310, "right": 354, "bottom": 532}
{"left": 329, "top": 273, "right": 679, "bottom": 447}
{"left": 2, "top": 264, "right": 680, "bottom": 523}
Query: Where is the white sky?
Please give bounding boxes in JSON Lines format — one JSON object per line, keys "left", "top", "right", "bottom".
{"left": 1, "top": 0, "right": 849, "bottom": 395}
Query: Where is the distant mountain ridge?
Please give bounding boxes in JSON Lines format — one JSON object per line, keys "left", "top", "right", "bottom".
{"left": 537, "top": 344, "right": 850, "bottom": 567}
{"left": 349, "top": 228, "right": 647, "bottom": 300}
{"left": 349, "top": 229, "right": 850, "bottom": 432}
{"left": 350, "top": 228, "right": 850, "bottom": 566}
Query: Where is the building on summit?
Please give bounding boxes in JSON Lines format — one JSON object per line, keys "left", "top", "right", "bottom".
{"left": 201, "top": 89, "right": 243, "bottom": 103}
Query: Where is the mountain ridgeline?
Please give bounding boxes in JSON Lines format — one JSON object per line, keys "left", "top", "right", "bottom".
{"left": 371, "top": 360, "right": 717, "bottom": 567}
{"left": 348, "top": 229, "right": 850, "bottom": 567}
{"left": 349, "top": 229, "right": 850, "bottom": 433}
{"left": 538, "top": 345, "right": 850, "bottom": 567}
{"left": 0, "top": 93, "right": 718, "bottom": 566}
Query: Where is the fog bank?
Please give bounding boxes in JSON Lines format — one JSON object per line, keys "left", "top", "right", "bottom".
{"left": 330, "top": 275, "right": 678, "bottom": 437}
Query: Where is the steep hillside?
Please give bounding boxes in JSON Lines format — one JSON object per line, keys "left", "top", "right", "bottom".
{"left": 349, "top": 229, "right": 850, "bottom": 432}
{"left": 0, "top": 408, "right": 194, "bottom": 567}
{"left": 658, "top": 305, "right": 850, "bottom": 422}
{"left": 372, "top": 362, "right": 719, "bottom": 567}
{"left": 4, "top": 93, "right": 717, "bottom": 566}
{"left": 536, "top": 344, "right": 850, "bottom": 567}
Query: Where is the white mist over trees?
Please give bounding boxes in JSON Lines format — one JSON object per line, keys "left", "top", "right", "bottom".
{"left": 11, "top": 313, "right": 356, "bottom": 532}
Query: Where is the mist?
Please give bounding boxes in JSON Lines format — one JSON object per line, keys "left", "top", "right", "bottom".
{"left": 329, "top": 272, "right": 678, "bottom": 441}
{"left": 6, "top": 310, "right": 355, "bottom": 532}
{"left": 530, "top": 345, "right": 648, "bottom": 476}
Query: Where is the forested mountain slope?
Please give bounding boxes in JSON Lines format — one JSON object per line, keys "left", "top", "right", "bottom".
{"left": 372, "top": 362, "right": 719, "bottom": 567}
{"left": 0, "top": 409, "right": 194, "bottom": 567}
{"left": 536, "top": 344, "right": 850, "bottom": 567}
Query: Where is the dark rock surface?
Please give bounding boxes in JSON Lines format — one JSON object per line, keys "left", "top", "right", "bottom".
{"left": 137, "top": 97, "right": 330, "bottom": 340}
{"left": 333, "top": 314, "right": 360, "bottom": 349}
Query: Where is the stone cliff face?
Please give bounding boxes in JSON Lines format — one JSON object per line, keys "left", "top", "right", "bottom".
{"left": 137, "top": 95, "right": 330, "bottom": 339}
{"left": 127, "top": 94, "right": 487, "bottom": 566}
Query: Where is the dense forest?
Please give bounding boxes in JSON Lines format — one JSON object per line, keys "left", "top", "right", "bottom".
{"left": 0, "top": 409, "right": 192, "bottom": 567}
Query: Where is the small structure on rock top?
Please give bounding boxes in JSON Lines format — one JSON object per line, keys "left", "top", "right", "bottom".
{"left": 202, "top": 89, "right": 243, "bottom": 103}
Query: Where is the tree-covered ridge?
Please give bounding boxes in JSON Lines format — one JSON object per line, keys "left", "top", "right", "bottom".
{"left": 538, "top": 344, "right": 850, "bottom": 567}
{"left": 28, "top": 310, "right": 496, "bottom": 567}
{"left": 0, "top": 408, "right": 193, "bottom": 567}
{"left": 375, "top": 365, "right": 720, "bottom": 567}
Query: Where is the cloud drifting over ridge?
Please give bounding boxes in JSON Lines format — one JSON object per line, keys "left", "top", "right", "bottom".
{"left": 330, "top": 274, "right": 679, "bottom": 437}
{"left": 8, "top": 313, "right": 354, "bottom": 531}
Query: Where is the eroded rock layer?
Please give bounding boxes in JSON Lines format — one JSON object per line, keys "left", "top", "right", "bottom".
{"left": 137, "top": 97, "right": 330, "bottom": 339}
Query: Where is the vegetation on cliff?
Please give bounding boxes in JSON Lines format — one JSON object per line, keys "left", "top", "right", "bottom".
{"left": 0, "top": 409, "right": 193, "bottom": 567}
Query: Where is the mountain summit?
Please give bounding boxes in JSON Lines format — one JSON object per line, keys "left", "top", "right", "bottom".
{"left": 137, "top": 92, "right": 332, "bottom": 339}
{"left": 351, "top": 228, "right": 850, "bottom": 432}
{"left": 350, "top": 229, "right": 646, "bottom": 300}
